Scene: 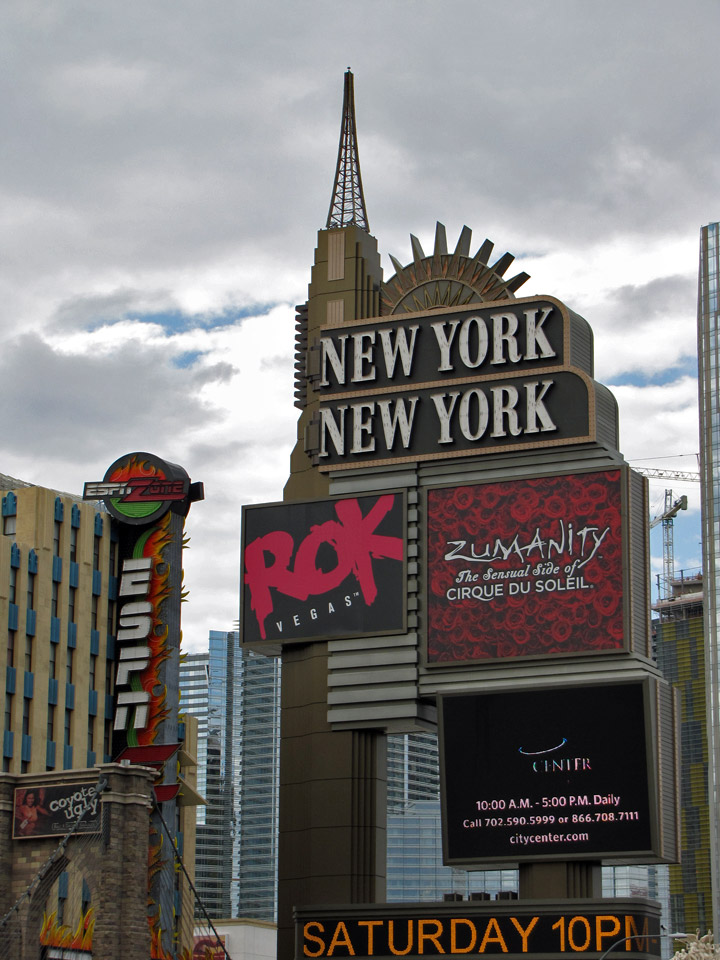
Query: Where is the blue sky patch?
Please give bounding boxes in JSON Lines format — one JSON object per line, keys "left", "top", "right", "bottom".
{"left": 172, "top": 350, "right": 204, "bottom": 369}
{"left": 126, "top": 303, "right": 278, "bottom": 334}
{"left": 610, "top": 355, "right": 697, "bottom": 387}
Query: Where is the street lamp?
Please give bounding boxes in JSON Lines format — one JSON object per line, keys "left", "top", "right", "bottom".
{"left": 598, "top": 932, "right": 689, "bottom": 960}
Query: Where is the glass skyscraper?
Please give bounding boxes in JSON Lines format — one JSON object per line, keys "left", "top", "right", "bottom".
{"left": 235, "top": 643, "right": 281, "bottom": 920}
{"left": 698, "top": 221, "right": 720, "bottom": 934}
{"left": 179, "top": 631, "right": 281, "bottom": 921}
{"left": 387, "top": 732, "right": 519, "bottom": 902}
{"left": 180, "top": 635, "right": 236, "bottom": 919}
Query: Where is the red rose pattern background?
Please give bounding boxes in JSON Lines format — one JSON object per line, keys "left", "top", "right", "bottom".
{"left": 427, "top": 470, "right": 624, "bottom": 661}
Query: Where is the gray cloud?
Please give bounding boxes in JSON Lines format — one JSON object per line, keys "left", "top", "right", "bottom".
{"left": 1, "top": 0, "right": 717, "bottom": 644}
{"left": 3, "top": 1, "right": 717, "bottom": 304}
{"left": 51, "top": 290, "right": 177, "bottom": 331}
{"left": 605, "top": 275, "right": 697, "bottom": 320}
{"left": 0, "top": 333, "right": 226, "bottom": 457}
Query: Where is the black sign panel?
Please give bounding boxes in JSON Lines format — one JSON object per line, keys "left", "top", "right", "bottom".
{"left": 241, "top": 493, "right": 405, "bottom": 645}
{"left": 440, "top": 682, "right": 656, "bottom": 864}
{"left": 296, "top": 900, "right": 662, "bottom": 958}
{"left": 312, "top": 300, "right": 566, "bottom": 396}
{"left": 310, "top": 370, "right": 593, "bottom": 470}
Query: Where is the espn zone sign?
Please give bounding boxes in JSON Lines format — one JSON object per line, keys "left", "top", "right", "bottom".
{"left": 84, "top": 478, "right": 188, "bottom": 501}
{"left": 83, "top": 451, "right": 195, "bottom": 525}
{"left": 114, "top": 556, "right": 155, "bottom": 731}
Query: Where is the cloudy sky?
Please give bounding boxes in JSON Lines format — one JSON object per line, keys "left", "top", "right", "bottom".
{"left": 2, "top": 1, "right": 717, "bottom": 649}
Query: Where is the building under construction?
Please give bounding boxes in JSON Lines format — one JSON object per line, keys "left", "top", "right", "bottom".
{"left": 653, "top": 570, "right": 710, "bottom": 933}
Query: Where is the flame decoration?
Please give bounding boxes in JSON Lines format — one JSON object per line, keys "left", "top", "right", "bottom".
{"left": 40, "top": 906, "right": 95, "bottom": 951}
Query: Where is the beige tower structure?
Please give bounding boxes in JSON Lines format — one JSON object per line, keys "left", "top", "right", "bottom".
{"left": 0, "top": 477, "right": 116, "bottom": 775}
{"left": 278, "top": 71, "right": 386, "bottom": 960}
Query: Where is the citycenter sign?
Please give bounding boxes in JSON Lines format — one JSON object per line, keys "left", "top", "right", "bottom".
{"left": 305, "top": 296, "right": 617, "bottom": 470}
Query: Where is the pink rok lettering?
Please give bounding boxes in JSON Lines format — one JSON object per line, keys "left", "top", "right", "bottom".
{"left": 244, "top": 495, "right": 403, "bottom": 639}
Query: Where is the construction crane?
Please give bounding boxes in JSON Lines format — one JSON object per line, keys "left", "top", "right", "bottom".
{"left": 648, "top": 490, "right": 688, "bottom": 601}
{"left": 630, "top": 464, "right": 698, "bottom": 600}
{"left": 634, "top": 468, "right": 699, "bottom": 482}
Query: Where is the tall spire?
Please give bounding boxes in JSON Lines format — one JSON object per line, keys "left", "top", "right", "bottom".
{"left": 326, "top": 69, "right": 369, "bottom": 232}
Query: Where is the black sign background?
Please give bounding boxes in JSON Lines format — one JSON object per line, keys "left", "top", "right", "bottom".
{"left": 313, "top": 300, "right": 566, "bottom": 395}
{"left": 311, "top": 371, "right": 592, "bottom": 469}
{"left": 440, "top": 682, "right": 654, "bottom": 864}
{"left": 241, "top": 493, "right": 405, "bottom": 645}
{"left": 296, "top": 900, "right": 662, "bottom": 959}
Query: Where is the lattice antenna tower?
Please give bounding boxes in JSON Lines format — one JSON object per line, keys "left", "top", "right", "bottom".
{"left": 326, "top": 69, "right": 369, "bottom": 232}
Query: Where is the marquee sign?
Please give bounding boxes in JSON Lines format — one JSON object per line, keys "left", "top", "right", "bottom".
{"left": 242, "top": 492, "right": 405, "bottom": 645}
{"left": 310, "top": 299, "right": 573, "bottom": 393}
{"left": 296, "top": 900, "right": 662, "bottom": 958}
{"left": 304, "top": 296, "right": 618, "bottom": 470}
{"left": 439, "top": 679, "right": 678, "bottom": 866}
{"left": 426, "top": 469, "right": 627, "bottom": 662}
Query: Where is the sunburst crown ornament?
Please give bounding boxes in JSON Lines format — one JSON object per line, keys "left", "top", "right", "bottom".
{"left": 380, "top": 222, "right": 529, "bottom": 315}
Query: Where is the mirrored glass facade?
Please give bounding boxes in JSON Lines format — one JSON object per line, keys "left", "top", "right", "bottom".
{"left": 387, "top": 732, "right": 519, "bottom": 902}
{"left": 698, "top": 221, "right": 720, "bottom": 933}
{"left": 236, "top": 643, "right": 281, "bottom": 921}
{"left": 179, "top": 631, "right": 281, "bottom": 921}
